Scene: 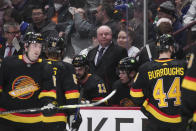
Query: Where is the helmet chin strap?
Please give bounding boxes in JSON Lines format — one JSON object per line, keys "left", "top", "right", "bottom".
{"left": 25, "top": 52, "right": 37, "bottom": 63}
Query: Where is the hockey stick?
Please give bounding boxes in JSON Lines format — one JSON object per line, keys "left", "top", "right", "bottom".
{"left": 146, "top": 44, "right": 152, "bottom": 61}
{"left": 0, "top": 90, "right": 116, "bottom": 115}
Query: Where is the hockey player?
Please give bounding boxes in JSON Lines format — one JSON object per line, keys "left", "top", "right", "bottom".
{"left": 181, "top": 46, "right": 196, "bottom": 131}
{"left": 39, "top": 37, "right": 81, "bottom": 131}
{"left": 0, "top": 32, "right": 50, "bottom": 131}
{"left": 72, "top": 55, "right": 108, "bottom": 105}
{"left": 111, "top": 57, "right": 138, "bottom": 107}
{"left": 130, "top": 34, "right": 187, "bottom": 131}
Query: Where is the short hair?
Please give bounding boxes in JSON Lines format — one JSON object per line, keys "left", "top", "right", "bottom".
{"left": 158, "top": 22, "right": 173, "bottom": 35}
{"left": 100, "top": 4, "right": 114, "bottom": 19}
{"left": 3, "top": 21, "right": 19, "bottom": 33}
{"left": 120, "top": 28, "right": 136, "bottom": 40}
{"left": 31, "top": 5, "right": 46, "bottom": 14}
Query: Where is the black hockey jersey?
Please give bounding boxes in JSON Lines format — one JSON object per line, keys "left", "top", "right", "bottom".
{"left": 181, "top": 47, "right": 196, "bottom": 130}
{"left": 111, "top": 80, "right": 135, "bottom": 106}
{"left": 39, "top": 59, "right": 80, "bottom": 123}
{"left": 76, "top": 73, "right": 107, "bottom": 104}
{"left": 0, "top": 55, "right": 50, "bottom": 123}
{"left": 131, "top": 58, "right": 187, "bottom": 123}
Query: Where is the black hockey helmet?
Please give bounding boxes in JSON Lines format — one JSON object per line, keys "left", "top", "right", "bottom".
{"left": 23, "top": 32, "right": 45, "bottom": 46}
{"left": 46, "top": 37, "right": 65, "bottom": 54}
{"left": 118, "top": 57, "right": 138, "bottom": 73}
{"left": 72, "top": 55, "right": 88, "bottom": 67}
{"left": 156, "top": 34, "right": 175, "bottom": 51}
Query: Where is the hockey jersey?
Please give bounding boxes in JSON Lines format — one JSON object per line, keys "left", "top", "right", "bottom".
{"left": 0, "top": 55, "right": 50, "bottom": 123}
{"left": 39, "top": 59, "right": 80, "bottom": 123}
{"left": 112, "top": 80, "right": 135, "bottom": 107}
{"left": 131, "top": 58, "right": 186, "bottom": 123}
{"left": 181, "top": 47, "right": 196, "bottom": 129}
{"left": 76, "top": 73, "right": 107, "bottom": 104}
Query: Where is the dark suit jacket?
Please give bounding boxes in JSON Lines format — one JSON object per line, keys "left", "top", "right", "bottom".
{"left": 0, "top": 41, "right": 23, "bottom": 62}
{"left": 86, "top": 42, "right": 128, "bottom": 93}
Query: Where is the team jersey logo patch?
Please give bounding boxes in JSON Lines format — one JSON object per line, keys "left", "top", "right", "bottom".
{"left": 9, "top": 76, "right": 39, "bottom": 99}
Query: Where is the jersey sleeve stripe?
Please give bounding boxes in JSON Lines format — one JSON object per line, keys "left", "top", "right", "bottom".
{"left": 38, "top": 90, "right": 56, "bottom": 99}
{"left": 0, "top": 86, "right": 2, "bottom": 93}
{"left": 193, "top": 111, "right": 196, "bottom": 122}
{"left": 0, "top": 112, "right": 67, "bottom": 123}
{"left": 92, "top": 97, "right": 104, "bottom": 101}
{"left": 182, "top": 76, "right": 196, "bottom": 91}
{"left": 65, "top": 91, "right": 80, "bottom": 99}
{"left": 142, "top": 99, "right": 181, "bottom": 123}
{"left": 130, "top": 88, "right": 144, "bottom": 97}
{"left": 155, "top": 59, "right": 173, "bottom": 62}
{"left": 42, "top": 113, "right": 67, "bottom": 123}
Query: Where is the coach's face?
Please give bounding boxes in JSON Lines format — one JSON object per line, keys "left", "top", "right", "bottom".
{"left": 97, "top": 26, "right": 112, "bottom": 47}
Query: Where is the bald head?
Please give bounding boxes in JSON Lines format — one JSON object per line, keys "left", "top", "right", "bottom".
{"left": 97, "top": 25, "right": 112, "bottom": 47}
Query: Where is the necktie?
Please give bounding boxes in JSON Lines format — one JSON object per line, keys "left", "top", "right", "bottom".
{"left": 7, "top": 45, "right": 13, "bottom": 56}
{"left": 96, "top": 48, "right": 105, "bottom": 65}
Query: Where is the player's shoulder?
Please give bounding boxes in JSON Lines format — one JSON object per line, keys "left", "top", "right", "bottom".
{"left": 89, "top": 73, "right": 105, "bottom": 84}
{"left": 138, "top": 60, "right": 154, "bottom": 72}
{"left": 112, "top": 79, "right": 123, "bottom": 90}
{"left": 2, "top": 55, "right": 22, "bottom": 66}
{"left": 169, "top": 59, "right": 187, "bottom": 67}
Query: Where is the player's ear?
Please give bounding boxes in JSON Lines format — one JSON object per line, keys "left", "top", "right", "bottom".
{"left": 169, "top": 45, "right": 174, "bottom": 53}
{"left": 24, "top": 43, "right": 28, "bottom": 52}
{"left": 129, "top": 70, "right": 136, "bottom": 78}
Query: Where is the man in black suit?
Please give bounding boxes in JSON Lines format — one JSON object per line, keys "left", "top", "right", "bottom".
{"left": 86, "top": 25, "right": 128, "bottom": 96}
{"left": 0, "top": 22, "right": 23, "bottom": 64}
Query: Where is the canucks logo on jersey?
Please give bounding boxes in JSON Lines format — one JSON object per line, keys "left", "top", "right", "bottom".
{"left": 9, "top": 76, "right": 39, "bottom": 99}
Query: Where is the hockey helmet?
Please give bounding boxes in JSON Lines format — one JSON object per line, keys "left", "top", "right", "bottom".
{"left": 72, "top": 55, "right": 88, "bottom": 67}
{"left": 156, "top": 34, "right": 175, "bottom": 51}
{"left": 118, "top": 57, "right": 138, "bottom": 72}
{"left": 23, "top": 32, "right": 44, "bottom": 46}
{"left": 46, "top": 37, "right": 65, "bottom": 54}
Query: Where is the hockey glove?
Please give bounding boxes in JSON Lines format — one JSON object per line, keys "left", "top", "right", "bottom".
{"left": 68, "top": 113, "right": 82, "bottom": 131}
{"left": 42, "top": 101, "right": 57, "bottom": 117}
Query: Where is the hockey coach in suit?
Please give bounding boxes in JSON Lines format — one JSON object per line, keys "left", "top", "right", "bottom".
{"left": 86, "top": 25, "right": 128, "bottom": 95}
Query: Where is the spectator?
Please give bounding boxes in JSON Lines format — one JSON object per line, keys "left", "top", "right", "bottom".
{"left": 129, "top": 0, "right": 144, "bottom": 48}
{"left": 73, "top": 3, "right": 120, "bottom": 44}
{"left": 157, "top": 0, "right": 186, "bottom": 47}
{"left": 72, "top": 55, "right": 108, "bottom": 106}
{"left": 70, "top": 8, "right": 92, "bottom": 55}
{"left": 79, "top": 30, "right": 99, "bottom": 56}
{"left": 51, "top": 0, "right": 72, "bottom": 24}
{"left": 2, "top": 8, "right": 15, "bottom": 24}
{"left": 86, "top": 25, "right": 128, "bottom": 96}
{"left": 130, "top": 34, "right": 187, "bottom": 131}
{"left": 111, "top": 57, "right": 137, "bottom": 107}
{"left": 0, "top": 0, "right": 12, "bottom": 36}
{"left": 25, "top": 5, "right": 58, "bottom": 40}
{"left": 0, "top": 22, "right": 23, "bottom": 61}
{"left": 137, "top": 18, "right": 181, "bottom": 66}
{"left": 11, "top": 0, "right": 42, "bottom": 23}
{"left": 117, "top": 29, "right": 140, "bottom": 57}
{"left": 183, "top": 0, "right": 196, "bottom": 42}
{"left": 95, "top": 3, "right": 120, "bottom": 40}
{"left": 42, "top": 0, "right": 55, "bottom": 20}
